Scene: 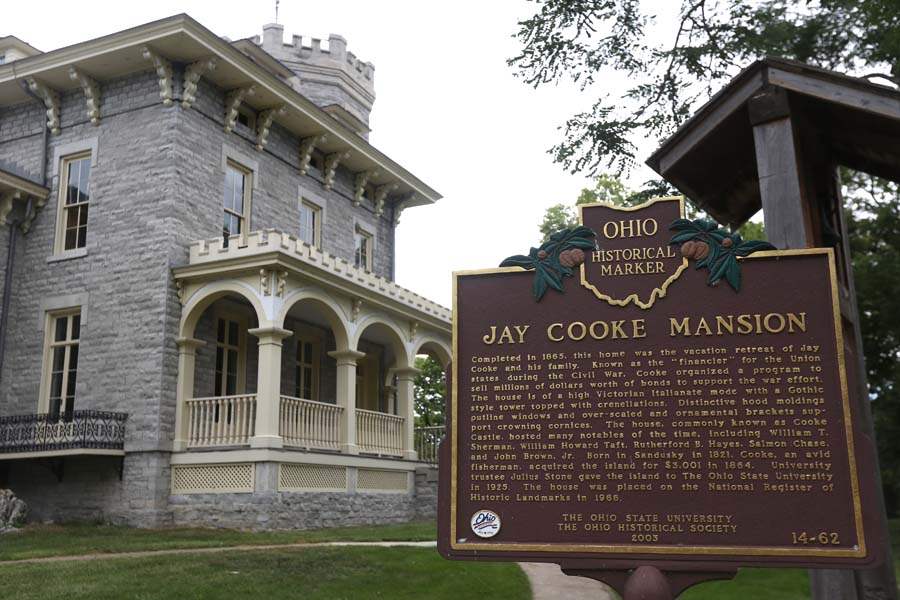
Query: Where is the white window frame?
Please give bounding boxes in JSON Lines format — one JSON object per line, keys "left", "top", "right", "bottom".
{"left": 38, "top": 308, "right": 82, "bottom": 416}
{"left": 294, "top": 334, "right": 321, "bottom": 401}
{"left": 53, "top": 151, "right": 93, "bottom": 255}
{"left": 299, "top": 198, "right": 323, "bottom": 248}
{"left": 223, "top": 160, "right": 252, "bottom": 242}
{"left": 213, "top": 311, "right": 248, "bottom": 397}
{"left": 354, "top": 224, "right": 374, "bottom": 272}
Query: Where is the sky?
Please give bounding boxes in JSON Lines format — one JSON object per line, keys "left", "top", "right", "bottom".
{"left": 4, "top": 0, "right": 679, "bottom": 308}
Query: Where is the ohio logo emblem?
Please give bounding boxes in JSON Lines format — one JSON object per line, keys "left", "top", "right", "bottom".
{"left": 579, "top": 196, "right": 688, "bottom": 309}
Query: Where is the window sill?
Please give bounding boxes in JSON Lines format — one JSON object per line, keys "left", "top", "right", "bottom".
{"left": 47, "top": 248, "right": 88, "bottom": 263}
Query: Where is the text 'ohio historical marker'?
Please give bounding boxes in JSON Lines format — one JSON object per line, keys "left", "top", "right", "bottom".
{"left": 439, "top": 197, "right": 883, "bottom": 571}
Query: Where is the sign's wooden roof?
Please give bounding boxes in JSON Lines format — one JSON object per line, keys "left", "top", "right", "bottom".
{"left": 646, "top": 57, "right": 900, "bottom": 227}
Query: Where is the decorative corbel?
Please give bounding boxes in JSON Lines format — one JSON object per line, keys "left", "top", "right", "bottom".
{"left": 393, "top": 196, "right": 412, "bottom": 227}
{"left": 259, "top": 268, "right": 271, "bottom": 296}
{"left": 182, "top": 57, "right": 217, "bottom": 110}
{"left": 276, "top": 270, "right": 288, "bottom": 297}
{"left": 141, "top": 47, "right": 174, "bottom": 106}
{"left": 409, "top": 320, "right": 419, "bottom": 342}
{"left": 68, "top": 67, "right": 101, "bottom": 126}
{"left": 0, "top": 192, "right": 18, "bottom": 226}
{"left": 298, "top": 134, "right": 326, "bottom": 175}
{"left": 350, "top": 298, "right": 362, "bottom": 322}
{"left": 174, "top": 280, "right": 186, "bottom": 303}
{"left": 323, "top": 151, "right": 350, "bottom": 190}
{"left": 224, "top": 86, "right": 255, "bottom": 133}
{"left": 353, "top": 170, "right": 378, "bottom": 207}
{"left": 25, "top": 78, "right": 60, "bottom": 135}
{"left": 256, "top": 105, "right": 286, "bottom": 151}
{"left": 20, "top": 194, "right": 47, "bottom": 234}
{"left": 374, "top": 182, "right": 399, "bottom": 217}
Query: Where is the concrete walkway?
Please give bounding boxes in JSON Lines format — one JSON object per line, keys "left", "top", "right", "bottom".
{"left": 519, "top": 562, "right": 617, "bottom": 600}
{"left": 0, "top": 540, "right": 438, "bottom": 565}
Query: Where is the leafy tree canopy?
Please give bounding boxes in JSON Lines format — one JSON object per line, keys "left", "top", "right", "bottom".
{"left": 510, "top": 0, "right": 900, "bottom": 177}
{"left": 414, "top": 355, "right": 447, "bottom": 427}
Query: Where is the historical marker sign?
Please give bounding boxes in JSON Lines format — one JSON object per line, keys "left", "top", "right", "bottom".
{"left": 439, "top": 198, "right": 883, "bottom": 570}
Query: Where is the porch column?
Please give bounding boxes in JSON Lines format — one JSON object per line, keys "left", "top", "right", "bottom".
{"left": 395, "top": 366, "right": 420, "bottom": 460}
{"left": 173, "top": 337, "right": 205, "bottom": 452}
{"left": 328, "top": 349, "right": 365, "bottom": 455}
{"left": 248, "top": 326, "right": 292, "bottom": 449}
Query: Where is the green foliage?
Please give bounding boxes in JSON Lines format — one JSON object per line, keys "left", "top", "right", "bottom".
{"left": 845, "top": 172, "right": 900, "bottom": 515}
{"left": 510, "top": 0, "right": 900, "bottom": 176}
{"left": 736, "top": 219, "right": 766, "bottom": 241}
{"left": 414, "top": 355, "right": 446, "bottom": 427}
{"left": 0, "top": 546, "right": 531, "bottom": 600}
{"left": 670, "top": 219, "right": 774, "bottom": 290}
{"left": 501, "top": 226, "right": 596, "bottom": 300}
{"left": 0, "top": 521, "right": 439, "bottom": 562}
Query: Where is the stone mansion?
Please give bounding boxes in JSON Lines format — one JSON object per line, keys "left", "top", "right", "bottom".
{"left": 0, "top": 15, "right": 450, "bottom": 528}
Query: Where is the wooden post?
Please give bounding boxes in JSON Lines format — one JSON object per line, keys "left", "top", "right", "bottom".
{"left": 749, "top": 87, "right": 898, "bottom": 600}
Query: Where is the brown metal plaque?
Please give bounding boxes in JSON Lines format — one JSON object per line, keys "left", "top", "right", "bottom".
{"left": 439, "top": 201, "right": 883, "bottom": 570}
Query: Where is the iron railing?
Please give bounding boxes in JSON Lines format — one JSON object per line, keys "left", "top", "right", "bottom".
{"left": 0, "top": 410, "right": 127, "bottom": 454}
{"left": 414, "top": 425, "right": 444, "bottom": 465}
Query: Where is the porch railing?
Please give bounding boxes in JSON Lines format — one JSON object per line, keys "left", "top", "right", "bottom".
{"left": 279, "top": 396, "right": 343, "bottom": 450}
{"left": 186, "top": 394, "right": 256, "bottom": 448}
{"left": 0, "top": 410, "right": 127, "bottom": 454}
{"left": 414, "top": 425, "right": 444, "bottom": 465}
{"left": 357, "top": 409, "right": 404, "bottom": 456}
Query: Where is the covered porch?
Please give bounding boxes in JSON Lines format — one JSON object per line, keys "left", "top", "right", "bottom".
{"left": 172, "top": 230, "right": 451, "bottom": 462}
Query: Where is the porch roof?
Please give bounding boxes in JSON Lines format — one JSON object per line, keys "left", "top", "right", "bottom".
{"left": 173, "top": 229, "right": 451, "bottom": 331}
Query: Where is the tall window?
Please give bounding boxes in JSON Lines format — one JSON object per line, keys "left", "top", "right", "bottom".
{"left": 294, "top": 338, "right": 319, "bottom": 400}
{"left": 45, "top": 310, "right": 81, "bottom": 420}
{"left": 299, "top": 200, "right": 322, "bottom": 248}
{"left": 354, "top": 226, "right": 373, "bottom": 271}
{"left": 214, "top": 317, "right": 244, "bottom": 397}
{"left": 223, "top": 161, "right": 251, "bottom": 244}
{"left": 56, "top": 153, "right": 91, "bottom": 252}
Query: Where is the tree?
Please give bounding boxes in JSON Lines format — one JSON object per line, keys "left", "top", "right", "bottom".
{"left": 845, "top": 171, "right": 900, "bottom": 515}
{"left": 413, "top": 355, "right": 447, "bottom": 427}
{"left": 510, "top": 0, "right": 900, "bottom": 178}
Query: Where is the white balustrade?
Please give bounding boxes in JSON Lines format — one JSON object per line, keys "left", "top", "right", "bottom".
{"left": 186, "top": 395, "right": 256, "bottom": 448}
{"left": 356, "top": 409, "right": 405, "bottom": 456}
{"left": 280, "top": 396, "right": 343, "bottom": 450}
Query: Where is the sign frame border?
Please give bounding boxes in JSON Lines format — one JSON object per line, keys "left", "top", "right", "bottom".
{"left": 449, "top": 247, "right": 866, "bottom": 560}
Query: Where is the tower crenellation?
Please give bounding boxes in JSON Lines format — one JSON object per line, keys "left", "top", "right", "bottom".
{"left": 255, "top": 24, "right": 375, "bottom": 137}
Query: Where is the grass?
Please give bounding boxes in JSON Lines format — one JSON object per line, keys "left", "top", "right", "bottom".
{"left": 678, "top": 518, "right": 900, "bottom": 599}
{"left": 0, "top": 520, "right": 436, "bottom": 562}
{"left": 0, "top": 546, "right": 531, "bottom": 600}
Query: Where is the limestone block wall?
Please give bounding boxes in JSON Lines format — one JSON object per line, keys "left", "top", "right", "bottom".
{"left": 171, "top": 77, "right": 396, "bottom": 282}
{"left": 6, "top": 452, "right": 171, "bottom": 527}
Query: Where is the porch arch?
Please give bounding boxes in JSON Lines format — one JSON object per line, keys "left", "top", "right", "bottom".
{"left": 277, "top": 288, "right": 351, "bottom": 352}
{"left": 352, "top": 314, "right": 411, "bottom": 369}
{"left": 413, "top": 337, "right": 451, "bottom": 368}
{"left": 178, "top": 280, "right": 267, "bottom": 339}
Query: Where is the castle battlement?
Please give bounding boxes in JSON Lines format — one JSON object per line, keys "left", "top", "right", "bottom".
{"left": 256, "top": 24, "right": 374, "bottom": 95}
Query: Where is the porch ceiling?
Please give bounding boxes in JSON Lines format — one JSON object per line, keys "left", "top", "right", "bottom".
{"left": 173, "top": 229, "right": 451, "bottom": 332}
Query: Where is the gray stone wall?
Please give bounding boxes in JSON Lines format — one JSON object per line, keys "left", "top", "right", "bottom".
{"left": 414, "top": 466, "right": 439, "bottom": 520}
{"left": 175, "top": 77, "right": 395, "bottom": 281}
{"left": 7, "top": 452, "right": 171, "bottom": 527}
{"left": 0, "top": 59, "right": 407, "bottom": 528}
{"left": 170, "top": 491, "right": 416, "bottom": 530}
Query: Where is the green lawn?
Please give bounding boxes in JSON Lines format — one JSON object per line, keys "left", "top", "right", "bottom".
{"left": 0, "top": 546, "right": 531, "bottom": 600}
{"left": 679, "top": 518, "right": 900, "bottom": 599}
{"left": 0, "top": 520, "right": 436, "bottom": 561}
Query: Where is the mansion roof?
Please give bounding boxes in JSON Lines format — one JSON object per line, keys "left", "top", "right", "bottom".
{"left": 0, "top": 14, "right": 440, "bottom": 209}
